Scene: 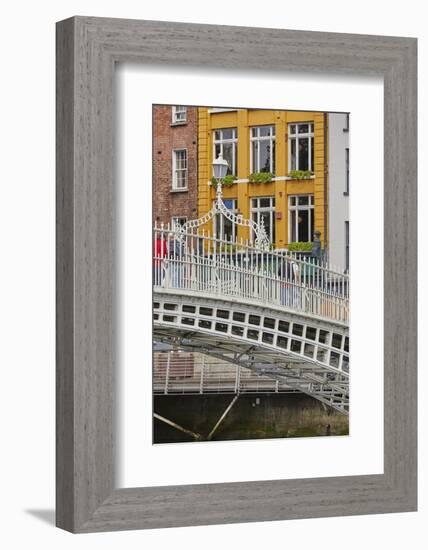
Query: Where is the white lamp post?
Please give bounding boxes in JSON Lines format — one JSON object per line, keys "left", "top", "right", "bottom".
{"left": 212, "top": 154, "right": 229, "bottom": 181}
{"left": 175, "top": 154, "right": 270, "bottom": 250}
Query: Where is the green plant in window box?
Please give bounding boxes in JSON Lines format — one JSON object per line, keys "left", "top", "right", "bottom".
{"left": 288, "top": 170, "right": 314, "bottom": 180}
{"left": 248, "top": 172, "right": 274, "bottom": 184}
{"left": 288, "top": 241, "right": 313, "bottom": 252}
{"left": 211, "top": 175, "right": 237, "bottom": 188}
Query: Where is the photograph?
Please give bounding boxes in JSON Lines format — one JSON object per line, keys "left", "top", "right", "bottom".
{"left": 0, "top": 0, "right": 419, "bottom": 542}
{"left": 152, "top": 105, "right": 350, "bottom": 443}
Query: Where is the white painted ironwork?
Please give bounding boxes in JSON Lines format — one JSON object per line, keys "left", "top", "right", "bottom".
{"left": 153, "top": 351, "right": 302, "bottom": 395}
{"left": 153, "top": 224, "right": 349, "bottom": 323}
{"left": 153, "top": 219, "right": 350, "bottom": 414}
{"left": 177, "top": 180, "right": 270, "bottom": 250}
{"left": 153, "top": 294, "right": 349, "bottom": 414}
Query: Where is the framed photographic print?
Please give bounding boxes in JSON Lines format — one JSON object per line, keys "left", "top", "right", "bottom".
{"left": 56, "top": 16, "right": 417, "bottom": 532}
{"left": 150, "top": 105, "right": 350, "bottom": 445}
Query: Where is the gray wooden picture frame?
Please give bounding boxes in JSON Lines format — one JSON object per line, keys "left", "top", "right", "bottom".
{"left": 56, "top": 16, "right": 417, "bottom": 533}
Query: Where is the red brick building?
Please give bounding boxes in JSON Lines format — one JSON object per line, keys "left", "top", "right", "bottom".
{"left": 153, "top": 105, "right": 198, "bottom": 228}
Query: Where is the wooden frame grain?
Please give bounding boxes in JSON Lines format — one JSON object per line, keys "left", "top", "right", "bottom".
{"left": 56, "top": 16, "right": 417, "bottom": 533}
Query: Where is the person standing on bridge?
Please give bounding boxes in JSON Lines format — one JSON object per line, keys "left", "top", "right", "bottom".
{"left": 168, "top": 231, "right": 185, "bottom": 288}
{"left": 278, "top": 255, "right": 300, "bottom": 308}
{"left": 153, "top": 231, "right": 168, "bottom": 287}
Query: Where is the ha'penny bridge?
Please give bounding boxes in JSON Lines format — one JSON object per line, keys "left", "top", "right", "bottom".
{"left": 153, "top": 174, "right": 349, "bottom": 441}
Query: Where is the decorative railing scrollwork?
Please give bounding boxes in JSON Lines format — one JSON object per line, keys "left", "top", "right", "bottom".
{"left": 178, "top": 182, "right": 270, "bottom": 250}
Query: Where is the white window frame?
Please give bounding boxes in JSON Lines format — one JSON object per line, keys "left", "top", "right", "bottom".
{"left": 171, "top": 216, "right": 188, "bottom": 230}
{"left": 171, "top": 105, "right": 187, "bottom": 124}
{"left": 288, "top": 122, "right": 314, "bottom": 172}
{"left": 288, "top": 194, "right": 314, "bottom": 243}
{"left": 213, "top": 128, "right": 238, "bottom": 176}
{"left": 250, "top": 196, "right": 275, "bottom": 243}
{"left": 172, "top": 149, "right": 188, "bottom": 191}
{"left": 213, "top": 199, "right": 238, "bottom": 241}
{"left": 250, "top": 125, "right": 276, "bottom": 174}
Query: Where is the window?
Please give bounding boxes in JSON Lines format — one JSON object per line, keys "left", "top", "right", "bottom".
{"left": 345, "top": 148, "right": 350, "bottom": 194}
{"left": 171, "top": 216, "right": 187, "bottom": 230}
{"left": 250, "top": 126, "right": 275, "bottom": 174}
{"left": 289, "top": 123, "right": 314, "bottom": 172}
{"left": 172, "top": 149, "right": 188, "bottom": 190}
{"left": 288, "top": 195, "right": 314, "bottom": 242}
{"left": 171, "top": 105, "right": 187, "bottom": 124}
{"left": 213, "top": 128, "right": 238, "bottom": 176}
{"left": 250, "top": 197, "right": 275, "bottom": 243}
{"left": 345, "top": 221, "right": 349, "bottom": 272}
{"left": 214, "top": 199, "right": 238, "bottom": 241}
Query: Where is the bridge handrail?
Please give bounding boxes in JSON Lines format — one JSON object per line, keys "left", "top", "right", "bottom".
{"left": 153, "top": 224, "right": 349, "bottom": 323}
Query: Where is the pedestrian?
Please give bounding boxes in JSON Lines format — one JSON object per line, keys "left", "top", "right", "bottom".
{"left": 278, "top": 255, "right": 300, "bottom": 307}
{"left": 168, "top": 232, "right": 184, "bottom": 288}
{"left": 153, "top": 232, "right": 167, "bottom": 287}
{"left": 291, "top": 260, "right": 301, "bottom": 308}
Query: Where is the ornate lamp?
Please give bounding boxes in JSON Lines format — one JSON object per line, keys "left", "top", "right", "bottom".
{"left": 175, "top": 155, "right": 270, "bottom": 250}
{"left": 212, "top": 154, "right": 229, "bottom": 180}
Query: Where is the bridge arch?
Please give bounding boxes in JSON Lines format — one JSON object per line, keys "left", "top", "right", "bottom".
{"left": 154, "top": 291, "right": 349, "bottom": 413}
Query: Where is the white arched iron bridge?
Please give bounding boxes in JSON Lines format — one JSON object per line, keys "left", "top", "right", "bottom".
{"left": 153, "top": 182, "right": 349, "bottom": 416}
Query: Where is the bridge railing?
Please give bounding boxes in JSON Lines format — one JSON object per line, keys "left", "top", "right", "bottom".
{"left": 153, "top": 351, "right": 298, "bottom": 395}
{"left": 153, "top": 224, "right": 349, "bottom": 323}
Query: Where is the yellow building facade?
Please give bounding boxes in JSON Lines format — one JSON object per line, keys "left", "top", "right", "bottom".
{"left": 197, "top": 108, "right": 327, "bottom": 249}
